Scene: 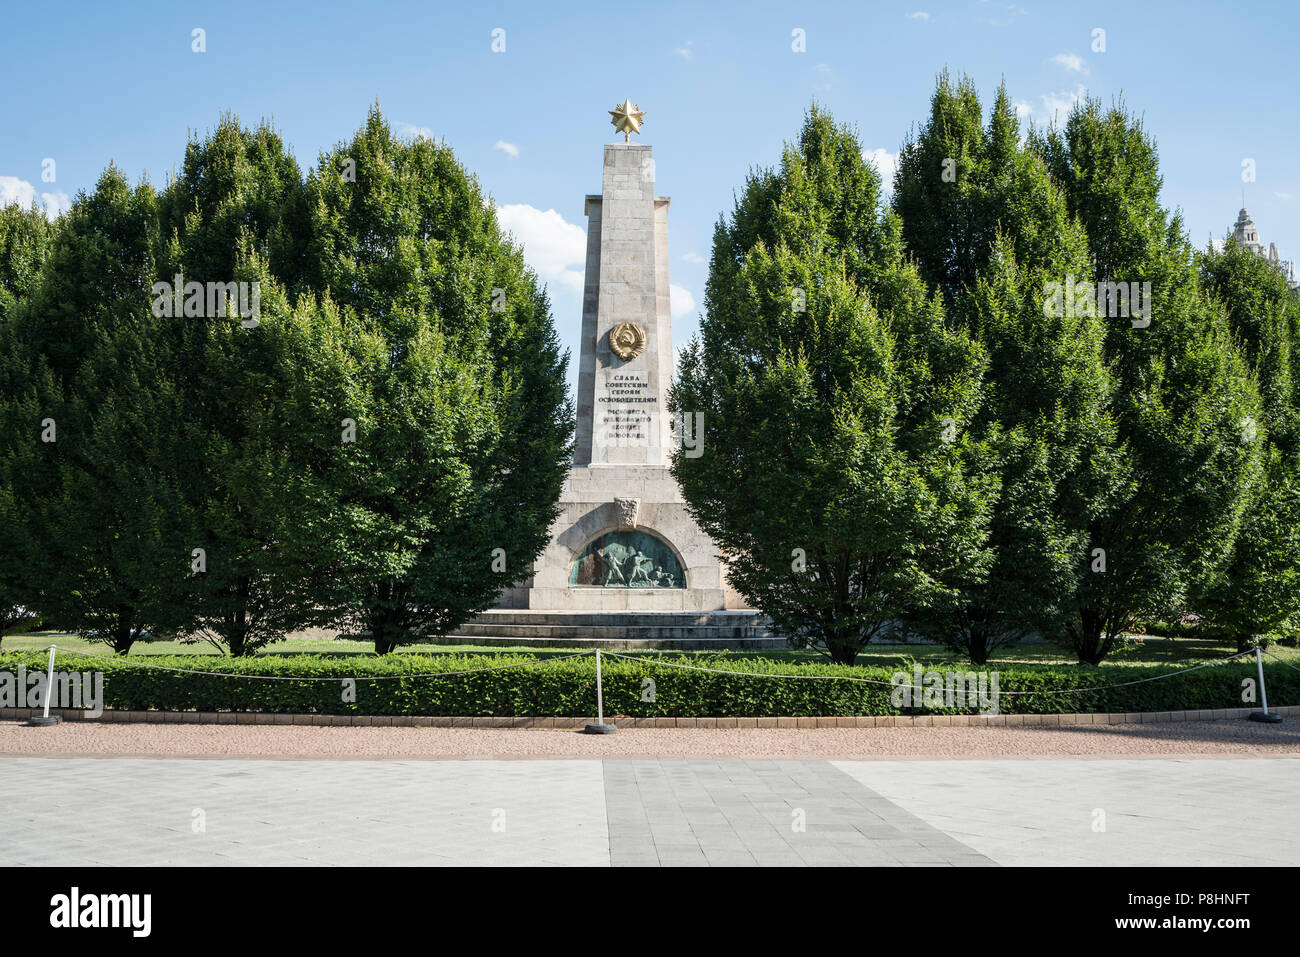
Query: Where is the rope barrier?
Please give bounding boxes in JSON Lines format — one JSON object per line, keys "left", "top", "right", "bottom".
{"left": 0, "top": 646, "right": 61, "bottom": 670}
{"left": 9, "top": 642, "right": 1290, "bottom": 726}
{"left": 604, "top": 648, "right": 1260, "bottom": 696}
{"left": 12, "top": 643, "right": 1272, "bottom": 694}
{"left": 1261, "top": 648, "right": 1300, "bottom": 675}
{"left": 29, "top": 645, "right": 592, "bottom": 682}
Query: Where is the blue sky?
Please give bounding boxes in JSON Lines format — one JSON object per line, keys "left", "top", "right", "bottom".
{"left": 3, "top": 0, "right": 1297, "bottom": 390}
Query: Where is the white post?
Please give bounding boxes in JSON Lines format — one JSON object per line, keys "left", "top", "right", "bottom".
{"left": 41, "top": 642, "right": 55, "bottom": 717}
{"left": 28, "top": 644, "right": 62, "bottom": 726}
{"left": 1257, "top": 648, "right": 1270, "bottom": 715}
{"left": 1249, "top": 646, "right": 1283, "bottom": 723}
{"left": 595, "top": 650, "right": 605, "bottom": 722}
{"left": 583, "top": 648, "right": 615, "bottom": 734}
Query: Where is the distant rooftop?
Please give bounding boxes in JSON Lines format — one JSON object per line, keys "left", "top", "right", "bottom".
{"left": 1229, "top": 208, "right": 1297, "bottom": 294}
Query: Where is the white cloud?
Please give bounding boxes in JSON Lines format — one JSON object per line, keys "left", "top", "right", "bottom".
{"left": 674, "top": 40, "right": 694, "bottom": 59}
{"left": 493, "top": 140, "right": 520, "bottom": 159}
{"left": 394, "top": 121, "right": 434, "bottom": 141}
{"left": 1050, "top": 52, "right": 1087, "bottom": 74}
{"left": 670, "top": 284, "right": 696, "bottom": 318}
{"left": 907, "top": 11, "right": 930, "bottom": 21}
{"left": 1034, "top": 84, "right": 1088, "bottom": 124}
{"left": 44, "top": 192, "right": 71, "bottom": 218}
{"left": 862, "top": 148, "right": 898, "bottom": 191}
{"left": 1274, "top": 192, "right": 1292, "bottom": 201}
{"left": 979, "top": 2, "right": 1028, "bottom": 26}
{"left": 682, "top": 252, "right": 705, "bottom": 264}
{"left": 496, "top": 203, "right": 587, "bottom": 293}
{"left": 1013, "top": 100, "right": 1034, "bottom": 120}
{"left": 0, "top": 176, "right": 70, "bottom": 219}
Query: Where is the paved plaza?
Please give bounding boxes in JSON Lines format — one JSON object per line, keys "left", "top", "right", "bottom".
{"left": 2, "top": 755, "right": 1294, "bottom": 866}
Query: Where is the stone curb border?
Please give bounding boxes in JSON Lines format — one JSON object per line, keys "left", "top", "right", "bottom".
{"left": 2, "top": 705, "right": 1294, "bottom": 728}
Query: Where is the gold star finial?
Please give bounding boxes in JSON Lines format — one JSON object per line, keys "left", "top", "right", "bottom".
{"left": 609, "top": 99, "right": 646, "bottom": 143}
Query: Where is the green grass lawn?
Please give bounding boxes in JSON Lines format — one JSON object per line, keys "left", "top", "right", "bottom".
{"left": 3, "top": 628, "right": 1293, "bottom": 670}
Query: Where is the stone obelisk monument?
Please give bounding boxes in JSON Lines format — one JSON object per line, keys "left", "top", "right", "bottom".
{"left": 494, "top": 101, "right": 742, "bottom": 614}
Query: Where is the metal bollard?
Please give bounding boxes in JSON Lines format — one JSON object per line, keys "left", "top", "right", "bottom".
{"left": 28, "top": 645, "right": 63, "bottom": 726}
{"left": 583, "top": 649, "right": 616, "bottom": 734}
{"left": 1248, "top": 646, "right": 1282, "bottom": 723}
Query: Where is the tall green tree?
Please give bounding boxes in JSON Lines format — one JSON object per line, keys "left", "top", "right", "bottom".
{"left": 0, "top": 169, "right": 191, "bottom": 653}
{"left": 1193, "top": 238, "right": 1300, "bottom": 647}
{"left": 895, "top": 75, "right": 1093, "bottom": 306}
{"left": 0, "top": 203, "right": 55, "bottom": 323}
{"left": 672, "top": 106, "right": 995, "bottom": 665}
{"left": 893, "top": 76, "right": 1117, "bottom": 662}
{"left": 301, "top": 107, "right": 572, "bottom": 653}
{"left": 177, "top": 252, "right": 355, "bottom": 656}
{"left": 1199, "top": 236, "right": 1300, "bottom": 455}
{"left": 911, "top": 246, "right": 1118, "bottom": 662}
{"left": 158, "top": 115, "right": 306, "bottom": 287}
{"left": 1031, "top": 99, "right": 1262, "bottom": 663}
{"left": 158, "top": 118, "right": 345, "bottom": 656}
{"left": 0, "top": 202, "right": 57, "bottom": 634}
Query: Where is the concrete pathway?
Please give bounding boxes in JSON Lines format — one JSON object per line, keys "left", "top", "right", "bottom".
{"left": 2, "top": 756, "right": 1294, "bottom": 866}
{"left": 835, "top": 758, "right": 1299, "bottom": 867}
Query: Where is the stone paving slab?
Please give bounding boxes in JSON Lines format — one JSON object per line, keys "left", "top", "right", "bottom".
{"left": 602, "top": 759, "right": 994, "bottom": 867}
{"left": 0, "top": 758, "right": 609, "bottom": 867}
{"left": 834, "top": 758, "right": 1300, "bottom": 867}
{"left": 1, "top": 755, "right": 1292, "bottom": 866}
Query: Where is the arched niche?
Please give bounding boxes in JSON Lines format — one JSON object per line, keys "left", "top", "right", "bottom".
{"left": 569, "top": 528, "right": 686, "bottom": 589}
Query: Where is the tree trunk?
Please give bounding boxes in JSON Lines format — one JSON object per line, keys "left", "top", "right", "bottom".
{"left": 1236, "top": 633, "right": 1270, "bottom": 653}
{"left": 369, "top": 581, "right": 405, "bottom": 655}
{"left": 1075, "top": 609, "right": 1106, "bottom": 664}
{"left": 825, "top": 628, "right": 858, "bottom": 666}
{"left": 371, "top": 615, "right": 404, "bottom": 655}
{"left": 229, "top": 579, "right": 254, "bottom": 656}
{"left": 112, "top": 616, "right": 134, "bottom": 655}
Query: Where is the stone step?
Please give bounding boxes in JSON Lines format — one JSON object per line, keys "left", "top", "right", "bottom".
{"left": 459, "top": 610, "right": 767, "bottom": 629}
{"left": 444, "top": 608, "right": 777, "bottom": 648}
{"left": 433, "top": 633, "right": 789, "bottom": 651}
{"left": 448, "top": 623, "right": 770, "bottom": 640}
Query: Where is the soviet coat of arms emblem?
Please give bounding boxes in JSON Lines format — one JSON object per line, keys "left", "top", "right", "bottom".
{"left": 609, "top": 322, "right": 647, "bottom": 361}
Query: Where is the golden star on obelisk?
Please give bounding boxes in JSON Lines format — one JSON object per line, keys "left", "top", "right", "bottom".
{"left": 609, "top": 99, "right": 646, "bottom": 143}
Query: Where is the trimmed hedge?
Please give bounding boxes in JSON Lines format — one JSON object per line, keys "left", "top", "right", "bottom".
{"left": 2, "top": 651, "right": 1296, "bottom": 717}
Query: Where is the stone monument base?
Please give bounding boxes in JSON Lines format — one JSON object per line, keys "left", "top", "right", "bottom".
{"left": 491, "top": 465, "right": 744, "bottom": 612}
{"left": 445, "top": 609, "right": 777, "bottom": 649}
